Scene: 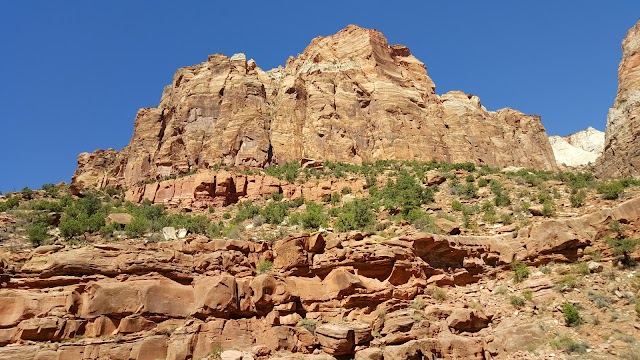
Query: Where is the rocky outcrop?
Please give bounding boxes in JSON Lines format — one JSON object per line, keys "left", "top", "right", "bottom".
{"left": 598, "top": 20, "right": 640, "bottom": 177}
{"left": 2, "top": 195, "right": 639, "bottom": 359}
{"left": 549, "top": 126, "right": 604, "bottom": 167}
{"left": 72, "top": 25, "right": 557, "bottom": 192}
{"left": 121, "top": 169, "right": 365, "bottom": 207}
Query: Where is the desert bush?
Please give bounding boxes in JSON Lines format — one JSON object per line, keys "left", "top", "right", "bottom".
{"left": 562, "top": 303, "right": 582, "bottom": 327}
{"left": 377, "top": 173, "right": 435, "bottom": 215}
{"left": 334, "top": 199, "right": 374, "bottom": 232}
{"left": 510, "top": 295, "right": 525, "bottom": 308}
{"left": 451, "top": 200, "right": 463, "bottom": 211}
{"left": 257, "top": 260, "right": 273, "bottom": 274}
{"left": 233, "top": 200, "right": 261, "bottom": 224}
{"left": 587, "top": 290, "right": 611, "bottom": 309}
{"left": 41, "top": 183, "right": 60, "bottom": 197}
{"left": 20, "top": 187, "right": 34, "bottom": 200}
{"left": 301, "top": 202, "right": 327, "bottom": 230}
{"left": 550, "top": 333, "right": 589, "bottom": 354}
{"left": 426, "top": 286, "right": 447, "bottom": 301}
{"left": 124, "top": 216, "right": 150, "bottom": 238}
{"left": 597, "top": 181, "right": 625, "bottom": 200}
{"left": 261, "top": 202, "right": 289, "bottom": 225}
{"left": 405, "top": 208, "right": 435, "bottom": 232}
{"left": 511, "top": 261, "right": 530, "bottom": 282}
{"left": 27, "top": 223, "right": 49, "bottom": 247}
{"left": 569, "top": 189, "right": 587, "bottom": 208}
{"left": 0, "top": 196, "right": 20, "bottom": 212}
{"left": 542, "top": 200, "right": 555, "bottom": 217}
{"left": 477, "top": 178, "right": 488, "bottom": 187}
{"left": 298, "top": 318, "right": 317, "bottom": 333}
{"left": 555, "top": 274, "right": 578, "bottom": 292}
{"left": 264, "top": 162, "right": 300, "bottom": 183}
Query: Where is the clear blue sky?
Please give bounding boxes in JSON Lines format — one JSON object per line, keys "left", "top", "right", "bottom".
{"left": 1, "top": 1, "right": 638, "bottom": 192}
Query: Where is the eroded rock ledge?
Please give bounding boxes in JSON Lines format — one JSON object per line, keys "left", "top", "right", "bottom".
{"left": 1, "top": 196, "right": 638, "bottom": 359}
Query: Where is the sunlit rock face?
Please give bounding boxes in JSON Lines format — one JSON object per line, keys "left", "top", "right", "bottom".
{"left": 72, "top": 25, "right": 557, "bottom": 191}
{"left": 549, "top": 127, "right": 604, "bottom": 167}
{"left": 598, "top": 20, "right": 640, "bottom": 178}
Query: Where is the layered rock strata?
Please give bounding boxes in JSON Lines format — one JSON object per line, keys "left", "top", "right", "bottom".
{"left": 1, "top": 195, "right": 639, "bottom": 359}
{"left": 72, "top": 25, "right": 557, "bottom": 192}
{"left": 599, "top": 20, "right": 640, "bottom": 177}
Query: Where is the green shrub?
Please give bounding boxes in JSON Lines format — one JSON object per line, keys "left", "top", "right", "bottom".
{"left": 550, "top": 334, "right": 589, "bottom": 354}
{"left": 334, "top": 199, "right": 374, "bottom": 232}
{"left": 405, "top": 208, "right": 435, "bottom": 232}
{"left": 261, "top": 202, "right": 289, "bottom": 225}
{"left": 510, "top": 295, "right": 525, "bottom": 308}
{"left": 59, "top": 216, "right": 86, "bottom": 239}
{"left": 298, "top": 318, "right": 317, "bottom": 333}
{"left": 477, "top": 178, "right": 488, "bottom": 187}
{"left": 562, "top": 303, "right": 582, "bottom": 327}
{"left": 301, "top": 202, "right": 327, "bottom": 230}
{"left": 494, "top": 192, "right": 511, "bottom": 207}
{"left": 542, "top": 200, "right": 555, "bottom": 217}
{"left": 125, "top": 217, "right": 150, "bottom": 238}
{"left": 21, "top": 187, "right": 34, "bottom": 200}
{"left": 210, "top": 341, "right": 223, "bottom": 359}
{"left": 41, "top": 183, "right": 59, "bottom": 197}
{"left": 271, "top": 192, "right": 284, "bottom": 201}
{"left": 451, "top": 182, "right": 478, "bottom": 199}
{"left": 233, "top": 200, "right": 261, "bottom": 224}
{"left": 606, "top": 237, "right": 639, "bottom": 266}
{"left": 597, "top": 181, "right": 625, "bottom": 200}
{"left": 523, "top": 290, "right": 533, "bottom": 301}
{"left": 0, "top": 196, "right": 20, "bottom": 212}
{"left": 341, "top": 187, "right": 352, "bottom": 195}
{"left": 451, "top": 200, "right": 463, "bottom": 212}
{"left": 377, "top": 174, "right": 435, "bottom": 215}
{"left": 555, "top": 274, "right": 578, "bottom": 292}
{"left": 587, "top": 290, "right": 611, "bottom": 309}
{"left": 257, "top": 260, "right": 273, "bottom": 274}
{"left": 569, "top": 189, "right": 587, "bottom": 208}
{"left": 511, "top": 261, "right": 530, "bottom": 282}
{"left": 27, "top": 223, "right": 49, "bottom": 247}
{"left": 500, "top": 213, "right": 513, "bottom": 225}
{"left": 264, "top": 162, "right": 300, "bottom": 183}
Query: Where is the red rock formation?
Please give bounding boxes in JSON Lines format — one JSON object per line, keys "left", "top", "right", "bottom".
{"left": 2, "top": 195, "right": 638, "bottom": 358}
{"left": 72, "top": 25, "right": 557, "bottom": 192}
{"left": 598, "top": 20, "right": 640, "bottom": 177}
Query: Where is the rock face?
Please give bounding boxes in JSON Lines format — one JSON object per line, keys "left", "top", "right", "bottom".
{"left": 598, "top": 20, "right": 640, "bottom": 177}
{"left": 549, "top": 126, "right": 604, "bottom": 167}
{"left": 2, "top": 195, "right": 640, "bottom": 359}
{"left": 72, "top": 25, "right": 557, "bottom": 191}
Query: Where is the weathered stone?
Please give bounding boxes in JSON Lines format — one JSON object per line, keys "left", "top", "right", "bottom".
{"left": 72, "top": 25, "right": 557, "bottom": 194}
{"left": 598, "top": 20, "right": 640, "bottom": 177}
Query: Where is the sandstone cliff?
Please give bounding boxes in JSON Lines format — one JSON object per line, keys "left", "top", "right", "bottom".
{"left": 598, "top": 20, "right": 640, "bottom": 177}
{"left": 72, "top": 25, "right": 558, "bottom": 191}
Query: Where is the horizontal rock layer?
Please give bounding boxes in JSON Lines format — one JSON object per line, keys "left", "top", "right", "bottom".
{"left": 72, "top": 25, "right": 557, "bottom": 191}
{"left": 1, "top": 195, "right": 639, "bottom": 359}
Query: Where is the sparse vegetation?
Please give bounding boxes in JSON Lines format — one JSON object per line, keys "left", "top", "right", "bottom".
{"left": 562, "top": 303, "right": 583, "bottom": 327}
{"left": 257, "top": 260, "right": 273, "bottom": 274}
{"left": 550, "top": 333, "right": 589, "bottom": 354}
{"left": 511, "top": 261, "right": 530, "bottom": 283}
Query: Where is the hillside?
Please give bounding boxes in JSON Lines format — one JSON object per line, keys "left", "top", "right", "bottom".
{"left": 2, "top": 162, "right": 640, "bottom": 359}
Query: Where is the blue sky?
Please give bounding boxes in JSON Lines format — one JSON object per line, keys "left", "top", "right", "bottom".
{"left": 1, "top": 1, "right": 638, "bottom": 192}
